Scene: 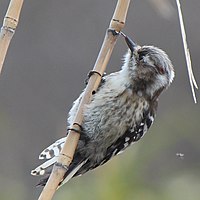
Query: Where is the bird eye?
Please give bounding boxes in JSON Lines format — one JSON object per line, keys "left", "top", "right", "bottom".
{"left": 156, "top": 65, "right": 165, "bottom": 75}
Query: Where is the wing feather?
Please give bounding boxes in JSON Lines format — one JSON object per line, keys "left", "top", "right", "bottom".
{"left": 100, "top": 111, "right": 155, "bottom": 165}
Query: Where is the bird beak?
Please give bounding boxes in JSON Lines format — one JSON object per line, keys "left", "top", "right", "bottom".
{"left": 120, "top": 32, "right": 137, "bottom": 52}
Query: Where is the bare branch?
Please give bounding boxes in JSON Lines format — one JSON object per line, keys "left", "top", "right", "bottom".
{"left": 0, "top": 0, "right": 24, "bottom": 74}
{"left": 176, "top": 0, "right": 198, "bottom": 103}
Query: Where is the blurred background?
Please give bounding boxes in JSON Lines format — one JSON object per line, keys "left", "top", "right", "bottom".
{"left": 0, "top": 0, "right": 200, "bottom": 199}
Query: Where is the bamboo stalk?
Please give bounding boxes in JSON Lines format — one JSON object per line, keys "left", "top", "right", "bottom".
{"left": 38, "top": 0, "right": 130, "bottom": 199}
{"left": 0, "top": 0, "right": 24, "bottom": 74}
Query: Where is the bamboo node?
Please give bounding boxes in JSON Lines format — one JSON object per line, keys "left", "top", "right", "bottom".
{"left": 85, "top": 70, "right": 102, "bottom": 85}
{"left": 60, "top": 153, "right": 73, "bottom": 160}
{"left": 55, "top": 162, "right": 69, "bottom": 171}
{"left": 57, "top": 153, "right": 73, "bottom": 166}
{"left": 67, "top": 122, "right": 83, "bottom": 134}
{"left": 73, "top": 122, "right": 83, "bottom": 131}
{"left": 110, "top": 18, "right": 125, "bottom": 31}
{"left": 67, "top": 127, "right": 82, "bottom": 134}
{"left": 113, "top": 18, "right": 125, "bottom": 24}
{"left": 3, "top": 16, "right": 18, "bottom": 33}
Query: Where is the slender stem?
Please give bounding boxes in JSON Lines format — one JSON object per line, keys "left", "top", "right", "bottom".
{"left": 176, "top": 0, "right": 198, "bottom": 103}
{"left": 0, "top": 0, "right": 24, "bottom": 74}
{"left": 38, "top": 0, "right": 131, "bottom": 199}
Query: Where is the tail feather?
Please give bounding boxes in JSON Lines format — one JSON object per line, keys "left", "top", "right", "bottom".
{"left": 32, "top": 136, "right": 88, "bottom": 187}
{"left": 59, "top": 159, "right": 88, "bottom": 187}
{"left": 39, "top": 137, "right": 66, "bottom": 160}
{"left": 31, "top": 156, "right": 57, "bottom": 176}
{"left": 36, "top": 159, "right": 88, "bottom": 187}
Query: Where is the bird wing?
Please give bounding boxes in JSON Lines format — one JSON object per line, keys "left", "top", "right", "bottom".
{"left": 66, "top": 107, "right": 157, "bottom": 178}
{"left": 100, "top": 110, "right": 155, "bottom": 165}
{"left": 31, "top": 109, "right": 156, "bottom": 188}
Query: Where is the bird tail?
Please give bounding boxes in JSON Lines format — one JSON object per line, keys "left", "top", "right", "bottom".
{"left": 31, "top": 136, "right": 87, "bottom": 187}
{"left": 35, "top": 159, "right": 88, "bottom": 187}
{"left": 31, "top": 137, "right": 66, "bottom": 176}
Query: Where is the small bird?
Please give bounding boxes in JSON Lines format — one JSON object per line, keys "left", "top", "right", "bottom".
{"left": 31, "top": 34, "right": 174, "bottom": 187}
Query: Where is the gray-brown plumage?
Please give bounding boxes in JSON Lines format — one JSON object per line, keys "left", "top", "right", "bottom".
{"left": 31, "top": 36, "right": 174, "bottom": 187}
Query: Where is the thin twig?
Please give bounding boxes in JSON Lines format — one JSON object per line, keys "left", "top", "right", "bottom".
{"left": 176, "top": 0, "right": 198, "bottom": 103}
{"left": 0, "top": 0, "right": 24, "bottom": 74}
{"left": 38, "top": 0, "right": 131, "bottom": 199}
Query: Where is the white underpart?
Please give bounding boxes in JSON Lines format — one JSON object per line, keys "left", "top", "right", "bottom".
{"left": 176, "top": 0, "right": 198, "bottom": 103}
{"left": 122, "top": 49, "right": 137, "bottom": 71}
{"left": 147, "top": 73, "right": 167, "bottom": 98}
{"left": 68, "top": 92, "right": 84, "bottom": 125}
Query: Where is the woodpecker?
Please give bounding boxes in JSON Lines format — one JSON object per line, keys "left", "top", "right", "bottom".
{"left": 31, "top": 33, "right": 174, "bottom": 187}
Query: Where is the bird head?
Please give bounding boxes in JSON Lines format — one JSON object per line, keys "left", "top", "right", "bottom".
{"left": 121, "top": 33, "right": 174, "bottom": 99}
